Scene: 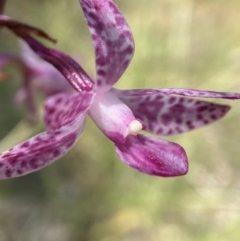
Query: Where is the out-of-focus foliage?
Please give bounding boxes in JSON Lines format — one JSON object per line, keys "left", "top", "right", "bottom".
{"left": 0, "top": 0, "right": 240, "bottom": 240}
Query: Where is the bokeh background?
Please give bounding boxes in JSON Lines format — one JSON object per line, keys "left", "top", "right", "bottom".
{"left": 1, "top": 0, "right": 240, "bottom": 240}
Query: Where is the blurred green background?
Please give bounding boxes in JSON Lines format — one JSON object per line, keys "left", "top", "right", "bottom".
{"left": 1, "top": 0, "right": 240, "bottom": 240}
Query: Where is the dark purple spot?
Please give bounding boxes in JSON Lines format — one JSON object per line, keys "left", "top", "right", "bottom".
{"left": 170, "top": 104, "right": 185, "bottom": 115}
{"left": 21, "top": 141, "right": 30, "bottom": 148}
{"left": 210, "top": 115, "right": 217, "bottom": 120}
{"left": 115, "top": 16, "right": 125, "bottom": 26}
{"left": 54, "top": 130, "right": 62, "bottom": 135}
{"left": 14, "top": 152, "right": 25, "bottom": 158}
{"left": 55, "top": 97, "right": 63, "bottom": 104}
{"left": 31, "top": 142, "right": 42, "bottom": 149}
{"left": 17, "top": 170, "right": 23, "bottom": 175}
{"left": 48, "top": 107, "right": 56, "bottom": 115}
{"left": 88, "top": 11, "right": 98, "bottom": 22}
{"left": 98, "top": 69, "right": 106, "bottom": 77}
{"left": 209, "top": 107, "right": 216, "bottom": 112}
{"left": 121, "top": 46, "right": 134, "bottom": 56}
{"left": 2, "top": 153, "right": 13, "bottom": 159}
{"left": 156, "top": 127, "right": 163, "bottom": 134}
{"left": 5, "top": 169, "right": 12, "bottom": 178}
{"left": 176, "top": 118, "right": 183, "bottom": 124}
{"left": 8, "top": 158, "right": 18, "bottom": 166}
{"left": 155, "top": 95, "right": 164, "bottom": 100}
{"left": 186, "top": 121, "right": 194, "bottom": 129}
{"left": 167, "top": 129, "right": 173, "bottom": 135}
{"left": 122, "top": 31, "right": 133, "bottom": 41}
{"left": 162, "top": 114, "right": 171, "bottom": 126}
{"left": 145, "top": 96, "right": 151, "bottom": 102}
{"left": 29, "top": 158, "right": 38, "bottom": 169}
{"left": 108, "top": 1, "right": 119, "bottom": 14}
{"left": 96, "top": 57, "right": 107, "bottom": 67}
{"left": 175, "top": 127, "right": 183, "bottom": 133}
{"left": 198, "top": 106, "right": 209, "bottom": 112}
{"left": 53, "top": 149, "right": 60, "bottom": 157}
{"left": 92, "top": 1, "right": 102, "bottom": 11}
{"left": 169, "top": 97, "right": 176, "bottom": 104}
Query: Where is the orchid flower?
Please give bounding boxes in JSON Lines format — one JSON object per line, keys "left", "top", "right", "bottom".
{"left": 1, "top": 0, "right": 240, "bottom": 180}
{"left": 0, "top": 41, "right": 73, "bottom": 122}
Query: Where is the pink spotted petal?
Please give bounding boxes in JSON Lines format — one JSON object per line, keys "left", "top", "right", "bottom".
{"left": 44, "top": 91, "right": 95, "bottom": 131}
{"left": 79, "top": 0, "right": 134, "bottom": 92}
{"left": 114, "top": 89, "right": 230, "bottom": 135}
{"left": 0, "top": 91, "right": 94, "bottom": 179}
{"left": 113, "top": 88, "right": 240, "bottom": 100}
{"left": 0, "top": 125, "right": 82, "bottom": 179}
{"left": 22, "top": 36, "right": 94, "bottom": 92}
{"left": 115, "top": 134, "right": 188, "bottom": 177}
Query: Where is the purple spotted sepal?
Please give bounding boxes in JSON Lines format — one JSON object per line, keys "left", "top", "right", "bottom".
{"left": 0, "top": 91, "right": 95, "bottom": 179}
{"left": 80, "top": 0, "right": 134, "bottom": 93}
{"left": 114, "top": 89, "right": 232, "bottom": 135}
{"left": 115, "top": 135, "right": 188, "bottom": 177}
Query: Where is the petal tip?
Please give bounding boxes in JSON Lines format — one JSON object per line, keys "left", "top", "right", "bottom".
{"left": 169, "top": 145, "right": 188, "bottom": 177}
